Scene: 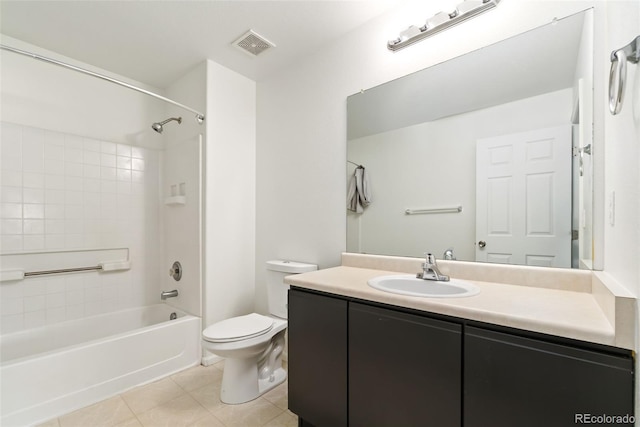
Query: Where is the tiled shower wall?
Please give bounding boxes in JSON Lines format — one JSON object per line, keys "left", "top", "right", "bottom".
{"left": 0, "top": 121, "right": 161, "bottom": 334}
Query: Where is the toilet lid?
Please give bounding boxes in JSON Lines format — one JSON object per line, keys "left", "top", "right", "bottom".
{"left": 203, "top": 313, "right": 274, "bottom": 343}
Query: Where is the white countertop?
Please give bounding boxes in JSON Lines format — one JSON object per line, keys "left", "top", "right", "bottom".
{"left": 285, "top": 265, "right": 619, "bottom": 347}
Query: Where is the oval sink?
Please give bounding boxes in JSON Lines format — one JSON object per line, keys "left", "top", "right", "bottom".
{"left": 368, "top": 275, "right": 480, "bottom": 298}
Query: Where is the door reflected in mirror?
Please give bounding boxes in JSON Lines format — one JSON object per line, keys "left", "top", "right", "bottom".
{"left": 346, "top": 10, "right": 594, "bottom": 269}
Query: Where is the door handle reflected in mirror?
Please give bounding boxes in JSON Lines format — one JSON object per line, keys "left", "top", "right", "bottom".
{"left": 478, "top": 240, "right": 487, "bottom": 249}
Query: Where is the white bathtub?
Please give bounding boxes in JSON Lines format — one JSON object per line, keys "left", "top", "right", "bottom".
{"left": 0, "top": 304, "right": 201, "bottom": 426}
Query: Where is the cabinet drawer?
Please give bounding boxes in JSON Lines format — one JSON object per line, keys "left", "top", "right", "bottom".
{"left": 349, "top": 303, "right": 462, "bottom": 427}
{"left": 464, "top": 326, "right": 634, "bottom": 427}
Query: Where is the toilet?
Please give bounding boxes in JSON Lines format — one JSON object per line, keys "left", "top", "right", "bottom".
{"left": 202, "top": 260, "right": 317, "bottom": 404}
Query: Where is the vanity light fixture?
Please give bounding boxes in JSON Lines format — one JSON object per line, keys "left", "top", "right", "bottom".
{"left": 388, "top": 0, "right": 501, "bottom": 51}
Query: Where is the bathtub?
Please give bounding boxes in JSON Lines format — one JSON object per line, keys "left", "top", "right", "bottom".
{"left": 0, "top": 304, "right": 201, "bottom": 426}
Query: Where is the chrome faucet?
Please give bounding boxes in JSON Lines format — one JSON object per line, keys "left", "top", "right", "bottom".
{"left": 443, "top": 247, "right": 456, "bottom": 260}
{"left": 417, "top": 253, "right": 450, "bottom": 282}
{"left": 161, "top": 289, "right": 179, "bottom": 300}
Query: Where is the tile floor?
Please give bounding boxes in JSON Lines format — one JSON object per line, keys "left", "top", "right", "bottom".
{"left": 36, "top": 361, "right": 297, "bottom": 427}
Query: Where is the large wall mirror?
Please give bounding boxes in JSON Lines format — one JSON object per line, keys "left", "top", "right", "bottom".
{"left": 347, "top": 9, "right": 594, "bottom": 269}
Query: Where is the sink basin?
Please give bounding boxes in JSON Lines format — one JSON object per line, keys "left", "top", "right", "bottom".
{"left": 367, "top": 275, "right": 480, "bottom": 298}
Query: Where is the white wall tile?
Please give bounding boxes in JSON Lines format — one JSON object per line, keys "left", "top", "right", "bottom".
{"left": 1, "top": 122, "right": 162, "bottom": 333}
{"left": 45, "top": 144, "right": 64, "bottom": 160}
{"left": 44, "top": 174, "right": 65, "bottom": 190}
{"left": 65, "top": 134, "right": 84, "bottom": 150}
{"left": 23, "top": 188, "right": 45, "bottom": 204}
{"left": 23, "top": 172, "right": 44, "bottom": 189}
{"left": 116, "top": 144, "right": 131, "bottom": 157}
{"left": 45, "top": 189, "right": 65, "bottom": 204}
{"left": 1, "top": 170, "right": 22, "bottom": 187}
{"left": 23, "top": 235, "right": 45, "bottom": 250}
{"left": 44, "top": 130, "right": 65, "bottom": 146}
{"left": 23, "top": 219, "right": 44, "bottom": 234}
{"left": 1, "top": 219, "right": 23, "bottom": 234}
{"left": 24, "top": 310, "right": 46, "bottom": 329}
{"left": 83, "top": 138, "right": 101, "bottom": 152}
{"left": 23, "top": 204, "right": 44, "bottom": 219}
{"left": 44, "top": 158, "right": 65, "bottom": 174}
{"left": 45, "top": 204, "right": 65, "bottom": 219}
{"left": 101, "top": 141, "right": 117, "bottom": 154}
{"left": 1, "top": 203, "right": 22, "bottom": 219}
{"left": 1, "top": 297, "right": 23, "bottom": 316}
{"left": 1, "top": 235, "right": 23, "bottom": 251}
{"left": 44, "top": 234, "right": 65, "bottom": 249}
{"left": 1, "top": 187, "right": 22, "bottom": 203}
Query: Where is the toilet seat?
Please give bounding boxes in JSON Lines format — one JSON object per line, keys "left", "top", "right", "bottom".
{"left": 203, "top": 313, "right": 274, "bottom": 343}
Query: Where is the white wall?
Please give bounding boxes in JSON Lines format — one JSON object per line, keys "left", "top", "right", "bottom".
{"left": 347, "top": 89, "right": 573, "bottom": 260}
{"left": 203, "top": 60, "right": 256, "bottom": 332}
{"left": 255, "top": 0, "right": 598, "bottom": 313}
{"left": 600, "top": 0, "right": 640, "bottom": 414}
{"left": 0, "top": 37, "right": 165, "bottom": 331}
{"left": 602, "top": 1, "right": 640, "bottom": 300}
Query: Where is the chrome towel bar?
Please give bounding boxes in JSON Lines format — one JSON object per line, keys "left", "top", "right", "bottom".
{"left": 405, "top": 206, "right": 462, "bottom": 215}
{"left": 609, "top": 36, "right": 639, "bottom": 115}
{"left": 0, "top": 260, "right": 131, "bottom": 282}
{"left": 24, "top": 265, "right": 103, "bottom": 277}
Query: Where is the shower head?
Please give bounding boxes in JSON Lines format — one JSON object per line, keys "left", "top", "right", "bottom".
{"left": 151, "top": 117, "right": 182, "bottom": 134}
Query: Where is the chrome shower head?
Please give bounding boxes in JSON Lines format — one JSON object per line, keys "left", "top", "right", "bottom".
{"left": 151, "top": 117, "right": 182, "bottom": 134}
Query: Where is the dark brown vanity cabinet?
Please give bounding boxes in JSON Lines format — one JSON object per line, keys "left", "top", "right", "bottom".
{"left": 349, "top": 302, "right": 461, "bottom": 427}
{"left": 288, "top": 288, "right": 635, "bottom": 427}
{"left": 464, "top": 326, "right": 635, "bottom": 427}
{"left": 288, "top": 289, "right": 348, "bottom": 427}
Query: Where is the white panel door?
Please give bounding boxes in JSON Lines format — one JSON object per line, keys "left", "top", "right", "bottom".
{"left": 476, "top": 126, "right": 572, "bottom": 267}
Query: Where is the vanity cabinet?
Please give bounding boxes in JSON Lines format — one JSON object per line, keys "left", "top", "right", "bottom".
{"left": 288, "top": 288, "right": 634, "bottom": 427}
{"left": 349, "top": 302, "right": 461, "bottom": 427}
{"left": 464, "top": 326, "right": 635, "bottom": 427}
{"left": 288, "top": 289, "right": 348, "bottom": 427}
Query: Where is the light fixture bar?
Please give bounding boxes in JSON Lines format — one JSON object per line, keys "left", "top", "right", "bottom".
{"left": 388, "top": 0, "right": 501, "bottom": 51}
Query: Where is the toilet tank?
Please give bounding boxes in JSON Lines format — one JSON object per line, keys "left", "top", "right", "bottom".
{"left": 266, "top": 260, "right": 317, "bottom": 319}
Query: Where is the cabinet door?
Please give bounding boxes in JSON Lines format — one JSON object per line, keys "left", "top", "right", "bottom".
{"left": 288, "top": 289, "right": 348, "bottom": 427}
{"left": 464, "top": 326, "right": 635, "bottom": 427}
{"left": 349, "top": 302, "right": 462, "bottom": 427}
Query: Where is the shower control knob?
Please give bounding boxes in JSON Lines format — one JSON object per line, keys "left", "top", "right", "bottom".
{"left": 170, "top": 261, "right": 182, "bottom": 281}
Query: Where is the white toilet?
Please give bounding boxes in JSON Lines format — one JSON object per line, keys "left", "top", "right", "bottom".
{"left": 202, "top": 260, "right": 317, "bottom": 404}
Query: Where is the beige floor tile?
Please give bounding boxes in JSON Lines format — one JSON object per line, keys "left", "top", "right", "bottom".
{"left": 171, "top": 365, "right": 223, "bottom": 392}
{"left": 263, "top": 411, "right": 298, "bottom": 427}
{"left": 188, "top": 382, "right": 226, "bottom": 413}
{"left": 136, "top": 394, "right": 210, "bottom": 427}
{"left": 59, "top": 396, "right": 136, "bottom": 427}
{"left": 114, "top": 418, "right": 144, "bottom": 427}
{"left": 189, "top": 413, "right": 226, "bottom": 427}
{"left": 212, "top": 397, "right": 284, "bottom": 427}
{"left": 121, "top": 377, "right": 185, "bottom": 414}
{"left": 261, "top": 381, "right": 289, "bottom": 410}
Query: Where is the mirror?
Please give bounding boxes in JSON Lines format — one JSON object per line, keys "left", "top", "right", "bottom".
{"left": 347, "top": 10, "right": 594, "bottom": 269}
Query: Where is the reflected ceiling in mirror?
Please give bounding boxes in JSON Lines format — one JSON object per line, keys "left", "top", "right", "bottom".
{"left": 346, "top": 10, "right": 594, "bottom": 269}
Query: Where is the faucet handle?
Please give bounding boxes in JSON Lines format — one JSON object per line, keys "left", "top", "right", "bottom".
{"left": 424, "top": 252, "right": 436, "bottom": 265}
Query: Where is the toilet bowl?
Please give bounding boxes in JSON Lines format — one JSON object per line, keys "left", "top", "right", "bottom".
{"left": 202, "top": 260, "right": 317, "bottom": 404}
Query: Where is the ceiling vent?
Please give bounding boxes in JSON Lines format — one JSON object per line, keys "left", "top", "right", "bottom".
{"left": 233, "top": 30, "right": 276, "bottom": 57}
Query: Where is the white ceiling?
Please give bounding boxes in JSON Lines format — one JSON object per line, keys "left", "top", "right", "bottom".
{"left": 0, "top": 0, "right": 399, "bottom": 88}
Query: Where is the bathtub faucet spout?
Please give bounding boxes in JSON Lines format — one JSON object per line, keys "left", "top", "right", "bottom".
{"left": 161, "top": 289, "right": 179, "bottom": 300}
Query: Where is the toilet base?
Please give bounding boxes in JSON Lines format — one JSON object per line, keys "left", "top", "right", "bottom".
{"left": 220, "top": 360, "right": 286, "bottom": 404}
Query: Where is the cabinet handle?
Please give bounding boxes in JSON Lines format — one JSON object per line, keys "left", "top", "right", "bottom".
{"left": 478, "top": 240, "right": 486, "bottom": 249}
